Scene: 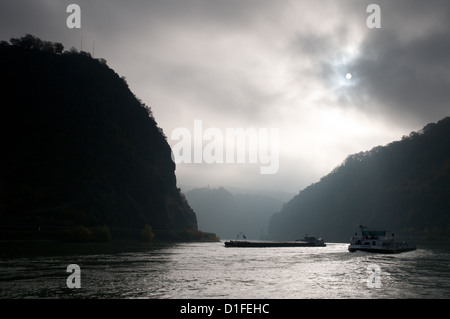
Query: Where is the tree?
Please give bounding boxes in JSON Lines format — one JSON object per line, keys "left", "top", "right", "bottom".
{"left": 54, "top": 42, "right": 64, "bottom": 54}
{"left": 9, "top": 34, "right": 64, "bottom": 54}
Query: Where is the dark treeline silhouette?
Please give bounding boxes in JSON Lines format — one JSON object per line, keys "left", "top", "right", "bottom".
{"left": 2, "top": 34, "right": 64, "bottom": 54}
{"left": 184, "top": 187, "right": 284, "bottom": 240}
{"left": 0, "top": 35, "right": 198, "bottom": 241}
{"left": 269, "top": 117, "right": 450, "bottom": 242}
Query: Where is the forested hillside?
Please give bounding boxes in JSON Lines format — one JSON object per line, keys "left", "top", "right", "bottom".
{"left": 0, "top": 35, "right": 198, "bottom": 241}
{"left": 269, "top": 117, "right": 450, "bottom": 242}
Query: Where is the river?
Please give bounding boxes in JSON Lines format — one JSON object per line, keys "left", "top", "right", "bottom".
{"left": 0, "top": 240, "right": 449, "bottom": 299}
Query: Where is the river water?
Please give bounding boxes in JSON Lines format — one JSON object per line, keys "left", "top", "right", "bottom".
{"left": 0, "top": 240, "right": 449, "bottom": 299}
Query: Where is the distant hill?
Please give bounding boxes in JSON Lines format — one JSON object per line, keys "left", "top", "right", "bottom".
{"left": 0, "top": 35, "right": 198, "bottom": 240}
{"left": 269, "top": 117, "right": 450, "bottom": 242}
{"left": 184, "top": 187, "right": 284, "bottom": 239}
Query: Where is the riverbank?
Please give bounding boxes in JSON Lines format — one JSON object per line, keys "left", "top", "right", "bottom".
{"left": 0, "top": 238, "right": 217, "bottom": 258}
{"left": 0, "top": 225, "right": 219, "bottom": 244}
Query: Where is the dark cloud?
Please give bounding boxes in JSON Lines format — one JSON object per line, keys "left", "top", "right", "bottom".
{"left": 344, "top": 1, "right": 450, "bottom": 126}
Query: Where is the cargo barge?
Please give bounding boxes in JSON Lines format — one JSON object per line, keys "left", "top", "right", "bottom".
{"left": 224, "top": 236, "right": 326, "bottom": 248}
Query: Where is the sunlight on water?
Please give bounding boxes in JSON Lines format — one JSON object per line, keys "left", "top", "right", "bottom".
{"left": 0, "top": 241, "right": 449, "bottom": 299}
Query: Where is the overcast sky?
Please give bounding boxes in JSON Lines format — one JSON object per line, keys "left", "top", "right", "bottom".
{"left": 1, "top": 0, "right": 449, "bottom": 195}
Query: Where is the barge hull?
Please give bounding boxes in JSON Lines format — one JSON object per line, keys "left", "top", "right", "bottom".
{"left": 348, "top": 246, "right": 416, "bottom": 254}
{"left": 224, "top": 241, "right": 326, "bottom": 248}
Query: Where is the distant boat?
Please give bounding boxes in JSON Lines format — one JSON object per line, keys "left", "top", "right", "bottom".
{"left": 224, "top": 236, "right": 326, "bottom": 248}
{"left": 348, "top": 225, "right": 416, "bottom": 254}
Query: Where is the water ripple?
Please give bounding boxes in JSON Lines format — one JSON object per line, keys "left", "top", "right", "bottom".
{"left": 0, "top": 241, "right": 449, "bottom": 299}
